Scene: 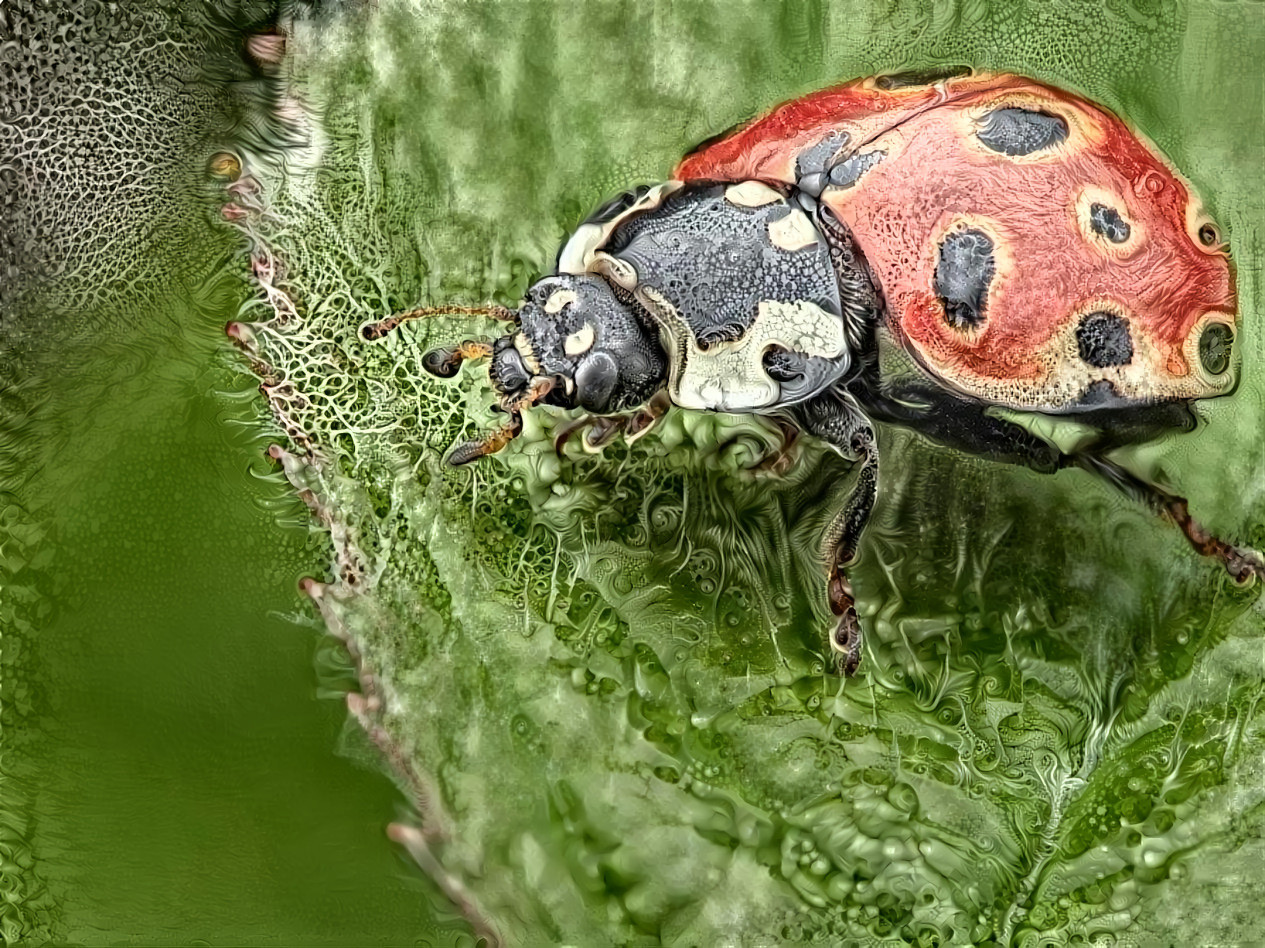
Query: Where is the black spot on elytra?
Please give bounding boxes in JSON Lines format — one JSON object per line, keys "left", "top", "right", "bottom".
{"left": 935, "top": 229, "right": 995, "bottom": 330}
{"left": 1076, "top": 312, "right": 1133, "bottom": 367}
{"left": 875, "top": 65, "right": 973, "bottom": 90}
{"left": 1079, "top": 378, "right": 1121, "bottom": 406}
{"left": 977, "top": 108, "right": 1068, "bottom": 156}
{"left": 795, "top": 130, "right": 850, "bottom": 190}
{"left": 1089, "top": 203, "right": 1131, "bottom": 243}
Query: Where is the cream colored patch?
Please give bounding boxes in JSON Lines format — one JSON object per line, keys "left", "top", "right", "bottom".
{"left": 563, "top": 323, "right": 595, "bottom": 356}
{"left": 557, "top": 182, "right": 684, "bottom": 275}
{"left": 512, "top": 333, "right": 542, "bottom": 374}
{"left": 913, "top": 298, "right": 1236, "bottom": 411}
{"left": 767, "top": 209, "right": 819, "bottom": 252}
{"left": 1186, "top": 197, "right": 1228, "bottom": 256}
{"left": 724, "top": 180, "right": 783, "bottom": 208}
{"left": 590, "top": 251, "right": 638, "bottom": 290}
{"left": 638, "top": 287, "right": 847, "bottom": 412}
{"left": 544, "top": 289, "right": 577, "bottom": 314}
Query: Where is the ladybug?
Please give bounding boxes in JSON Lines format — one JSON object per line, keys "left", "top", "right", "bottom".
{"left": 363, "top": 67, "right": 1261, "bottom": 676}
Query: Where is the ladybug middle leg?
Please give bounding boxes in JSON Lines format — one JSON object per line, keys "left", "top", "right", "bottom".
{"left": 554, "top": 414, "right": 625, "bottom": 455}
{"left": 748, "top": 417, "right": 802, "bottom": 476}
{"left": 794, "top": 392, "right": 879, "bottom": 677}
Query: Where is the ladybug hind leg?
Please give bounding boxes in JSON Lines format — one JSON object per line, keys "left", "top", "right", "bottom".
{"left": 795, "top": 392, "right": 880, "bottom": 677}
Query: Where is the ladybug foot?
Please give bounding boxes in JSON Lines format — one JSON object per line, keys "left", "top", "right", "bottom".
{"left": 1165, "top": 498, "right": 1265, "bottom": 585}
{"left": 827, "top": 570, "right": 863, "bottom": 677}
{"left": 1224, "top": 543, "right": 1265, "bottom": 585}
{"left": 554, "top": 415, "right": 625, "bottom": 455}
{"left": 831, "top": 608, "right": 863, "bottom": 677}
{"left": 554, "top": 392, "right": 671, "bottom": 457}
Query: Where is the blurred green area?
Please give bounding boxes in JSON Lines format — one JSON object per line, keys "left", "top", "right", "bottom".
{"left": 1, "top": 3, "right": 462, "bottom": 944}
{"left": 3, "top": 0, "right": 1264, "bottom": 945}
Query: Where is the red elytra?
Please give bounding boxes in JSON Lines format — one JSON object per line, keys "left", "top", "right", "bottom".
{"left": 677, "top": 72, "right": 1236, "bottom": 410}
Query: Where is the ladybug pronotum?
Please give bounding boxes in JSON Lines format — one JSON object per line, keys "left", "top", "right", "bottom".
{"left": 363, "top": 68, "right": 1261, "bottom": 676}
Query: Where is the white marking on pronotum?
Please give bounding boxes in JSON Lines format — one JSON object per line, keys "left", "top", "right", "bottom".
{"left": 513, "top": 333, "right": 542, "bottom": 374}
{"left": 544, "top": 289, "right": 577, "bottom": 314}
{"left": 639, "top": 286, "right": 846, "bottom": 412}
{"left": 724, "top": 180, "right": 784, "bottom": 208}
{"left": 564, "top": 323, "right": 596, "bottom": 356}
{"left": 767, "top": 209, "right": 820, "bottom": 252}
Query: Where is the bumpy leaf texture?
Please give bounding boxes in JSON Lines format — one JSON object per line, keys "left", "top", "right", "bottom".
{"left": 6, "top": 0, "right": 1265, "bottom": 945}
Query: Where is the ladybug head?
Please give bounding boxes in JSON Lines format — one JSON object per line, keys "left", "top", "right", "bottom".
{"left": 492, "top": 274, "right": 667, "bottom": 415}
{"left": 405, "top": 274, "right": 667, "bottom": 465}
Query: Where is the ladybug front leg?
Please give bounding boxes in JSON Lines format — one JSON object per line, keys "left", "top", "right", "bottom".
{"left": 554, "top": 391, "right": 672, "bottom": 457}
{"left": 795, "top": 393, "right": 879, "bottom": 677}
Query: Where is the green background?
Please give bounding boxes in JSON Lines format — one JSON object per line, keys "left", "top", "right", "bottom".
{"left": 3, "top": 0, "right": 1264, "bottom": 945}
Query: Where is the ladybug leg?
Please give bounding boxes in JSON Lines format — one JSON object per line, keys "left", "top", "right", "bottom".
{"left": 1075, "top": 455, "right": 1265, "bottom": 583}
{"left": 796, "top": 393, "right": 879, "bottom": 677}
{"left": 824, "top": 428, "right": 879, "bottom": 677}
{"left": 748, "top": 417, "right": 801, "bottom": 476}
{"left": 553, "top": 416, "right": 596, "bottom": 456}
{"left": 581, "top": 415, "right": 625, "bottom": 452}
{"left": 554, "top": 414, "right": 628, "bottom": 457}
{"left": 857, "top": 381, "right": 1265, "bottom": 582}
{"left": 624, "top": 389, "right": 671, "bottom": 444}
{"left": 856, "top": 382, "right": 1064, "bottom": 473}
{"left": 448, "top": 414, "right": 524, "bottom": 467}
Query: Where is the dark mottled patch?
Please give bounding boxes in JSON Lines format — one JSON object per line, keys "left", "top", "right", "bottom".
{"left": 935, "top": 228, "right": 995, "bottom": 330}
{"left": 762, "top": 347, "right": 855, "bottom": 406}
{"left": 1198, "top": 322, "right": 1233, "bottom": 375}
{"left": 976, "top": 107, "right": 1069, "bottom": 156}
{"left": 1076, "top": 312, "right": 1133, "bottom": 367}
{"left": 828, "top": 151, "right": 885, "bottom": 189}
{"left": 875, "top": 65, "right": 973, "bottom": 90}
{"left": 1089, "top": 203, "right": 1131, "bottom": 243}
{"left": 696, "top": 321, "right": 747, "bottom": 347}
{"left": 574, "top": 351, "right": 619, "bottom": 412}
{"left": 1078, "top": 379, "right": 1121, "bottom": 406}
{"left": 763, "top": 349, "right": 801, "bottom": 381}
{"left": 606, "top": 184, "right": 840, "bottom": 351}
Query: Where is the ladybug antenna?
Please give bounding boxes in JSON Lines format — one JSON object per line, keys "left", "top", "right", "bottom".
{"left": 421, "top": 339, "right": 493, "bottom": 379}
{"left": 359, "top": 303, "right": 519, "bottom": 342}
{"left": 446, "top": 377, "right": 554, "bottom": 466}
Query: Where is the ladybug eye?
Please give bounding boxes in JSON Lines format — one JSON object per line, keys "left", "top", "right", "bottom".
{"left": 1198, "top": 223, "right": 1221, "bottom": 247}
